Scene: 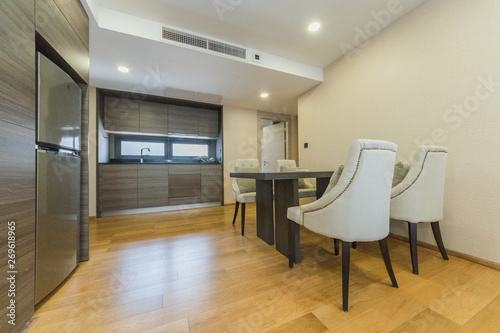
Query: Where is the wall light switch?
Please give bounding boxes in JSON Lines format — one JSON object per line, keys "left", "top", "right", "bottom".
{"left": 304, "top": 142, "right": 308, "bottom": 148}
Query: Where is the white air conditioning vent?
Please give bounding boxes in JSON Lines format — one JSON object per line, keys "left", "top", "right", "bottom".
{"left": 208, "top": 40, "right": 246, "bottom": 59}
{"left": 162, "top": 27, "right": 246, "bottom": 60}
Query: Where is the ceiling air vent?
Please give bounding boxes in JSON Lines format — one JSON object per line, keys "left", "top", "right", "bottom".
{"left": 162, "top": 27, "right": 207, "bottom": 49}
{"left": 208, "top": 40, "right": 246, "bottom": 59}
{"left": 162, "top": 27, "right": 246, "bottom": 60}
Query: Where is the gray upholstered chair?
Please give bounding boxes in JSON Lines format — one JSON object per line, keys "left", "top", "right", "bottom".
{"left": 287, "top": 139, "right": 399, "bottom": 312}
{"left": 390, "top": 146, "right": 449, "bottom": 275}
{"left": 276, "top": 159, "right": 316, "bottom": 198}
{"left": 232, "top": 159, "right": 259, "bottom": 236}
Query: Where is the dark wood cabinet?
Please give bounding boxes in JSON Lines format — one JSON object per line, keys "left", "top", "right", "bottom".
{"left": 104, "top": 97, "right": 140, "bottom": 132}
{"left": 198, "top": 109, "right": 219, "bottom": 138}
{"left": 99, "top": 165, "right": 138, "bottom": 211}
{"left": 139, "top": 101, "right": 169, "bottom": 135}
{"left": 52, "top": 0, "right": 89, "bottom": 49}
{"left": 35, "top": 0, "right": 89, "bottom": 83}
{"left": 0, "top": 121, "right": 36, "bottom": 333}
{"left": 98, "top": 164, "right": 222, "bottom": 214}
{"left": 168, "top": 165, "right": 201, "bottom": 205}
{"left": 168, "top": 105, "right": 199, "bottom": 136}
{"left": 201, "top": 165, "right": 223, "bottom": 203}
{"left": 138, "top": 165, "right": 169, "bottom": 208}
{"left": 0, "top": 1, "right": 36, "bottom": 331}
{"left": 0, "top": 0, "right": 36, "bottom": 129}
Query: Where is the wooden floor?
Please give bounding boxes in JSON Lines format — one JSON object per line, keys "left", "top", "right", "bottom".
{"left": 27, "top": 204, "right": 500, "bottom": 332}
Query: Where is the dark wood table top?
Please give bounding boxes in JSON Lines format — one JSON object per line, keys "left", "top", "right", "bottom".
{"left": 230, "top": 171, "right": 334, "bottom": 180}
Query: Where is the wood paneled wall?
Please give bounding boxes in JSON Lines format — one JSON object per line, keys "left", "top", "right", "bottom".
{"left": 0, "top": 0, "right": 89, "bottom": 330}
{"left": 35, "top": 0, "right": 89, "bottom": 83}
{"left": 0, "top": 1, "right": 36, "bottom": 332}
{"left": 79, "top": 83, "right": 89, "bottom": 262}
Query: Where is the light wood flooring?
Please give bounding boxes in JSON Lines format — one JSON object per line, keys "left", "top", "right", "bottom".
{"left": 27, "top": 204, "right": 500, "bottom": 332}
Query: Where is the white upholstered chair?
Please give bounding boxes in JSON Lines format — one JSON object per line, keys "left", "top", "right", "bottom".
{"left": 287, "top": 139, "right": 399, "bottom": 312}
{"left": 276, "top": 160, "right": 316, "bottom": 198}
{"left": 390, "top": 146, "right": 449, "bottom": 275}
{"left": 232, "top": 159, "right": 260, "bottom": 236}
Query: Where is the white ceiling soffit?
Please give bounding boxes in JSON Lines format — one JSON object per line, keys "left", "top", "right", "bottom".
{"left": 83, "top": 0, "right": 426, "bottom": 113}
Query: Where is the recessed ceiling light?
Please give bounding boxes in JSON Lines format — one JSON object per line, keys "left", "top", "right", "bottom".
{"left": 309, "top": 22, "right": 320, "bottom": 32}
{"left": 118, "top": 66, "right": 129, "bottom": 73}
{"left": 260, "top": 93, "right": 269, "bottom": 98}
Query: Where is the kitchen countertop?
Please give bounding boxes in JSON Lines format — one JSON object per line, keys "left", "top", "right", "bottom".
{"left": 101, "top": 159, "right": 221, "bottom": 165}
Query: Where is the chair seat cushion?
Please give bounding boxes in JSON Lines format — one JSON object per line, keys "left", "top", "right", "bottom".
{"left": 287, "top": 206, "right": 303, "bottom": 225}
{"left": 235, "top": 191, "right": 256, "bottom": 203}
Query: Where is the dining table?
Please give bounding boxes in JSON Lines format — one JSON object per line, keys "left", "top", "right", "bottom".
{"left": 230, "top": 170, "right": 334, "bottom": 262}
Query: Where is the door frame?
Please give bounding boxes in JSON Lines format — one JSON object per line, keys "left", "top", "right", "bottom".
{"left": 257, "top": 111, "right": 292, "bottom": 166}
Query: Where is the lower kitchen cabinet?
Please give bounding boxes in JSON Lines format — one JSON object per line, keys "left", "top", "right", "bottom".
{"left": 168, "top": 165, "right": 201, "bottom": 205}
{"left": 99, "top": 165, "right": 138, "bottom": 211}
{"left": 98, "top": 164, "right": 222, "bottom": 215}
{"left": 138, "top": 165, "right": 169, "bottom": 208}
{"left": 202, "top": 165, "right": 223, "bottom": 203}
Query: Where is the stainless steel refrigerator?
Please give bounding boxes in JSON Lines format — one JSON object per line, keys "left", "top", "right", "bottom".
{"left": 35, "top": 52, "right": 81, "bottom": 304}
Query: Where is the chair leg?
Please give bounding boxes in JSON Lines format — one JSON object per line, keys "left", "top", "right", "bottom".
{"left": 241, "top": 203, "right": 246, "bottom": 236}
{"left": 334, "top": 238, "right": 339, "bottom": 256}
{"left": 289, "top": 219, "right": 297, "bottom": 268}
{"left": 379, "top": 238, "right": 399, "bottom": 288}
{"left": 232, "top": 202, "right": 240, "bottom": 224}
{"left": 352, "top": 241, "right": 357, "bottom": 249}
{"left": 408, "top": 222, "right": 419, "bottom": 275}
{"left": 430, "top": 222, "right": 449, "bottom": 261}
{"left": 342, "top": 241, "right": 352, "bottom": 312}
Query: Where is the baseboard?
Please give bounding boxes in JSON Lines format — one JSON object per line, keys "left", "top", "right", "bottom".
{"left": 389, "top": 232, "right": 500, "bottom": 271}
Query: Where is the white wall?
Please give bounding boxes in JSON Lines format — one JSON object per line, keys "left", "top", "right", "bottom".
{"left": 298, "top": 0, "right": 500, "bottom": 264}
{"left": 222, "top": 107, "right": 259, "bottom": 204}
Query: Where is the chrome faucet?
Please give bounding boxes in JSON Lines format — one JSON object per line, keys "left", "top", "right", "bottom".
{"left": 140, "top": 148, "right": 150, "bottom": 163}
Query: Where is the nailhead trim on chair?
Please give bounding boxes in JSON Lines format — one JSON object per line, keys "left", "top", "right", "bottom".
{"left": 391, "top": 150, "right": 447, "bottom": 199}
{"left": 301, "top": 147, "right": 396, "bottom": 221}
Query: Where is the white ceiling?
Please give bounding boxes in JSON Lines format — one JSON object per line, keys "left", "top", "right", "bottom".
{"left": 83, "top": 0, "right": 426, "bottom": 113}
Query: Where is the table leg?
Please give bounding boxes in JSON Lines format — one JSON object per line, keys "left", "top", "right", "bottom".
{"left": 274, "top": 179, "right": 300, "bottom": 262}
{"left": 256, "top": 179, "right": 274, "bottom": 245}
{"left": 316, "top": 177, "right": 330, "bottom": 198}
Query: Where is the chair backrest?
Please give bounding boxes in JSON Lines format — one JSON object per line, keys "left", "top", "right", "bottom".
{"left": 276, "top": 160, "right": 297, "bottom": 172}
{"left": 302, "top": 139, "right": 397, "bottom": 241}
{"left": 234, "top": 159, "right": 260, "bottom": 169}
{"left": 233, "top": 159, "right": 260, "bottom": 198}
{"left": 390, "top": 146, "right": 448, "bottom": 223}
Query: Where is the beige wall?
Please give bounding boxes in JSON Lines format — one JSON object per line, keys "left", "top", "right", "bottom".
{"left": 298, "top": 0, "right": 500, "bottom": 264}
{"left": 222, "top": 107, "right": 259, "bottom": 204}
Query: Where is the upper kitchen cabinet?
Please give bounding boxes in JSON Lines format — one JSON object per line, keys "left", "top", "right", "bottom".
{"left": 104, "top": 96, "right": 140, "bottom": 132}
{"left": 140, "top": 101, "right": 169, "bottom": 135}
{"left": 168, "top": 105, "right": 199, "bottom": 136}
{"left": 169, "top": 106, "right": 219, "bottom": 138}
{"left": 198, "top": 109, "right": 219, "bottom": 138}
{"left": 35, "top": 0, "right": 89, "bottom": 83}
{"left": 0, "top": 0, "right": 36, "bottom": 129}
